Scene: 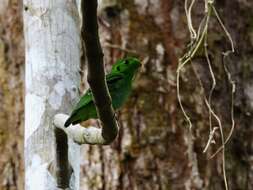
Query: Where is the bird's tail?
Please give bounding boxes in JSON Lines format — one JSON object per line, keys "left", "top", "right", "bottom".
{"left": 64, "top": 111, "right": 81, "bottom": 127}
{"left": 64, "top": 117, "right": 72, "bottom": 127}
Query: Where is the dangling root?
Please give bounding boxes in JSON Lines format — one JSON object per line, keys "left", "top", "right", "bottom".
{"left": 177, "top": 1, "right": 235, "bottom": 190}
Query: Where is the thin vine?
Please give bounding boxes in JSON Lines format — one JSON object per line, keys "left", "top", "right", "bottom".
{"left": 177, "top": 0, "right": 235, "bottom": 190}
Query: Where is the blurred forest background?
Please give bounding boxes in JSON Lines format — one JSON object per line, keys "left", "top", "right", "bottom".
{"left": 0, "top": 0, "right": 253, "bottom": 189}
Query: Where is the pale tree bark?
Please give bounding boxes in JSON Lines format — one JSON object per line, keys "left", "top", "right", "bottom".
{"left": 23, "top": 0, "right": 81, "bottom": 189}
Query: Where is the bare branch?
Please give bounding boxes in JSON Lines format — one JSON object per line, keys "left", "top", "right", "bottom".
{"left": 81, "top": 0, "right": 118, "bottom": 144}
{"left": 54, "top": 114, "right": 107, "bottom": 145}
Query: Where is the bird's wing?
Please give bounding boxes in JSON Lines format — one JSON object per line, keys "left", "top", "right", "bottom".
{"left": 106, "top": 72, "right": 124, "bottom": 90}
{"left": 70, "top": 88, "right": 93, "bottom": 115}
{"left": 70, "top": 73, "right": 124, "bottom": 113}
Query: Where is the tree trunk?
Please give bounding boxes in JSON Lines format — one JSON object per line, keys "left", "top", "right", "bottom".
{"left": 0, "top": 1, "right": 24, "bottom": 189}
{"left": 23, "top": 0, "right": 81, "bottom": 189}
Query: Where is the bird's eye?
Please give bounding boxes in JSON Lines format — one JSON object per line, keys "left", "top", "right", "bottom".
{"left": 117, "top": 66, "right": 120, "bottom": 71}
{"left": 125, "top": 60, "right": 129, "bottom": 65}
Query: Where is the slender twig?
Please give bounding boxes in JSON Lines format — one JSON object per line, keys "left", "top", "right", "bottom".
{"left": 176, "top": 7, "right": 210, "bottom": 130}
{"left": 203, "top": 127, "right": 218, "bottom": 153}
{"left": 208, "top": 54, "right": 235, "bottom": 159}
{"left": 212, "top": 5, "right": 234, "bottom": 53}
{"left": 81, "top": 0, "right": 118, "bottom": 144}
{"left": 185, "top": 0, "right": 197, "bottom": 39}
{"left": 103, "top": 43, "right": 139, "bottom": 55}
{"left": 204, "top": 98, "right": 228, "bottom": 190}
{"left": 178, "top": 1, "right": 234, "bottom": 189}
{"left": 207, "top": 5, "right": 235, "bottom": 159}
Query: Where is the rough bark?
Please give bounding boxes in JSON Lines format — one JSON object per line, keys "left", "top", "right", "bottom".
{"left": 0, "top": 1, "right": 24, "bottom": 189}
{"left": 23, "top": 0, "right": 81, "bottom": 189}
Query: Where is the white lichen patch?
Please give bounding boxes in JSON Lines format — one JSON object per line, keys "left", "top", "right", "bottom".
{"left": 120, "top": 9, "right": 130, "bottom": 48}
{"left": 64, "top": 76, "right": 79, "bottom": 100}
{"left": 0, "top": 0, "right": 8, "bottom": 15}
{"left": 149, "top": 0, "right": 163, "bottom": 25}
{"left": 245, "top": 82, "right": 253, "bottom": 110}
{"left": 134, "top": 0, "right": 163, "bottom": 25}
{"left": 54, "top": 81, "right": 66, "bottom": 95}
{"left": 121, "top": 121, "right": 132, "bottom": 154}
{"left": 155, "top": 43, "right": 165, "bottom": 72}
{"left": 26, "top": 155, "right": 56, "bottom": 190}
{"left": 134, "top": 0, "right": 148, "bottom": 15}
{"left": 49, "top": 77, "right": 79, "bottom": 110}
{"left": 170, "top": 7, "right": 180, "bottom": 36}
{"left": 49, "top": 81, "right": 66, "bottom": 110}
{"left": 25, "top": 93, "right": 45, "bottom": 145}
{"left": 156, "top": 43, "right": 165, "bottom": 55}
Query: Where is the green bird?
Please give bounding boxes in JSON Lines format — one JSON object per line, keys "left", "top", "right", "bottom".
{"left": 64, "top": 57, "right": 141, "bottom": 127}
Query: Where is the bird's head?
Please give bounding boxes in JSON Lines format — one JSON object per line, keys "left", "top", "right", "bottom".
{"left": 111, "top": 57, "right": 141, "bottom": 76}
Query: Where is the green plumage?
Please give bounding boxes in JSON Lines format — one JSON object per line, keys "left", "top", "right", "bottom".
{"left": 64, "top": 57, "right": 141, "bottom": 127}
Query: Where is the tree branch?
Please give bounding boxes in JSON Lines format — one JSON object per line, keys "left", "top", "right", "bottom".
{"left": 81, "top": 0, "right": 118, "bottom": 144}
{"left": 54, "top": 114, "right": 107, "bottom": 145}
{"left": 54, "top": 128, "right": 72, "bottom": 188}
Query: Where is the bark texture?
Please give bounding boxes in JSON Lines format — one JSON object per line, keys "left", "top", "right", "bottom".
{"left": 0, "top": 1, "right": 24, "bottom": 189}
{"left": 23, "top": 0, "right": 81, "bottom": 189}
{"left": 0, "top": 0, "right": 253, "bottom": 190}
